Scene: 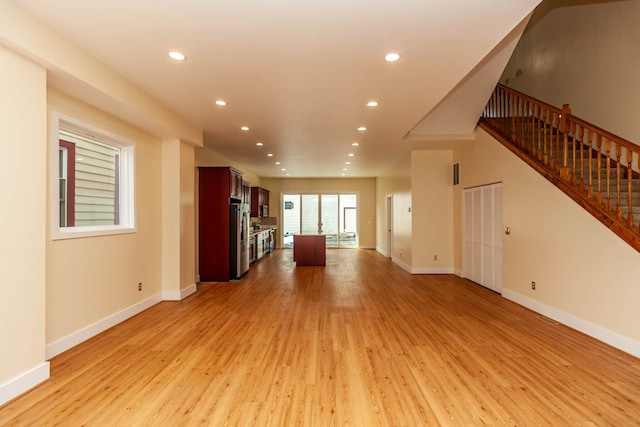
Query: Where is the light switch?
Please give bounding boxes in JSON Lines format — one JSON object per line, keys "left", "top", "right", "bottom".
{"left": 505, "top": 226, "right": 511, "bottom": 235}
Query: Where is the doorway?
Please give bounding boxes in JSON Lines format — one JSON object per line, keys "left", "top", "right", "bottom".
{"left": 282, "top": 193, "right": 358, "bottom": 248}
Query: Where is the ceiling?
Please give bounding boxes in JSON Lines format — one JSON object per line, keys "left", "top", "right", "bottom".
{"left": 12, "top": 0, "right": 540, "bottom": 178}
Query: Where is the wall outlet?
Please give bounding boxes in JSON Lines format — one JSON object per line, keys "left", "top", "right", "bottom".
{"left": 531, "top": 281, "right": 536, "bottom": 290}
{"left": 138, "top": 282, "right": 143, "bottom": 292}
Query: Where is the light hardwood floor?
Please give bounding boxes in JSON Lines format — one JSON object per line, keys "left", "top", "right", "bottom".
{"left": 2, "top": 249, "right": 640, "bottom": 426}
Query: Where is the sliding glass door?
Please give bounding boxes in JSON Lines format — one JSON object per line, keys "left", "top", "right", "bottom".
{"left": 282, "top": 193, "right": 358, "bottom": 248}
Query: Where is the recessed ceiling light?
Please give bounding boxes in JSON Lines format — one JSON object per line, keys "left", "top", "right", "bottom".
{"left": 267, "top": 153, "right": 273, "bottom": 157}
{"left": 241, "top": 126, "right": 249, "bottom": 131}
{"left": 352, "top": 142, "right": 360, "bottom": 146}
{"left": 275, "top": 161, "right": 281, "bottom": 165}
{"left": 341, "top": 173, "right": 346, "bottom": 176}
{"left": 343, "top": 168, "right": 348, "bottom": 171}
{"left": 385, "top": 53, "right": 400, "bottom": 62}
{"left": 348, "top": 153, "right": 355, "bottom": 157}
{"left": 168, "top": 51, "right": 186, "bottom": 61}
{"left": 281, "top": 168, "right": 286, "bottom": 171}
{"left": 286, "top": 173, "right": 290, "bottom": 176}
{"left": 358, "top": 127, "right": 367, "bottom": 131}
{"left": 256, "top": 142, "right": 263, "bottom": 146}
{"left": 345, "top": 162, "right": 351, "bottom": 165}
{"left": 367, "top": 101, "right": 379, "bottom": 107}
{"left": 215, "top": 100, "right": 227, "bottom": 106}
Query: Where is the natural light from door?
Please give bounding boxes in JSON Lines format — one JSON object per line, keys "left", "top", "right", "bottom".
{"left": 283, "top": 193, "right": 358, "bottom": 248}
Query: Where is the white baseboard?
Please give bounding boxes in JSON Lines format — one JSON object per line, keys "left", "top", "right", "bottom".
{"left": 392, "top": 257, "right": 412, "bottom": 273}
{"left": 0, "top": 362, "right": 50, "bottom": 406}
{"left": 454, "top": 269, "right": 464, "bottom": 277}
{"left": 46, "top": 294, "right": 162, "bottom": 359}
{"left": 375, "top": 246, "right": 388, "bottom": 257}
{"left": 502, "top": 289, "right": 640, "bottom": 358}
{"left": 163, "top": 283, "right": 197, "bottom": 301}
{"left": 359, "top": 245, "right": 375, "bottom": 250}
{"left": 411, "top": 267, "right": 455, "bottom": 274}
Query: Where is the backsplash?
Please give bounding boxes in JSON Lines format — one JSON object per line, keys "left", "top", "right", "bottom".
{"left": 251, "top": 216, "right": 277, "bottom": 226}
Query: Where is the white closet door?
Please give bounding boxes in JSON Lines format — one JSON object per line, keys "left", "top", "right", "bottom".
{"left": 463, "top": 183, "right": 503, "bottom": 293}
{"left": 482, "top": 185, "right": 494, "bottom": 289}
{"left": 463, "top": 190, "right": 474, "bottom": 279}
{"left": 492, "top": 185, "right": 503, "bottom": 293}
{"left": 471, "top": 188, "right": 483, "bottom": 284}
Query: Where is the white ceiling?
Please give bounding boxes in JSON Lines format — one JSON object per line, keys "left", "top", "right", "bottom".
{"left": 12, "top": 0, "right": 540, "bottom": 178}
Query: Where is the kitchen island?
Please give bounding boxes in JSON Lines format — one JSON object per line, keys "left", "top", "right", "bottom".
{"left": 293, "top": 235, "right": 326, "bottom": 266}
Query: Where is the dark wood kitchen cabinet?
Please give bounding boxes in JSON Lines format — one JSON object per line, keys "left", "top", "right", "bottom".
{"left": 251, "top": 186, "right": 270, "bottom": 217}
{"left": 229, "top": 168, "right": 243, "bottom": 201}
{"left": 242, "top": 180, "right": 251, "bottom": 205}
{"left": 198, "top": 166, "right": 244, "bottom": 282}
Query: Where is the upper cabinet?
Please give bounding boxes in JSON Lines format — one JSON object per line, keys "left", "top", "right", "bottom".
{"left": 242, "top": 180, "right": 251, "bottom": 205}
{"left": 251, "top": 186, "right": 270, "bottom": 217}
{"left": 229, "top": 168, "right": 243, "bottom": 201}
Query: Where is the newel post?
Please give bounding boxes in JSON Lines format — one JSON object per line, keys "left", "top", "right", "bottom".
{"left": 559, "top": 103, "right": 572, "bottom": 181}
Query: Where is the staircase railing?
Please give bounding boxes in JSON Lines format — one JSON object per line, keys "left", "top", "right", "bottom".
{"left": 479, "top": 83, "right": 640, "bottom": 252}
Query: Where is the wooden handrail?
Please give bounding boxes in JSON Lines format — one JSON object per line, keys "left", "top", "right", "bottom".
{"left": 480, "top": 84, "right": 640, "bottom": 252}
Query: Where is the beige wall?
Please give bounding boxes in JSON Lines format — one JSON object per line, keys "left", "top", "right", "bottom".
{"left": 46, "top": 90, "right": 164, "bottom": 342}
{"left": 0, "top": 0, "right": 202, "bottom": 402}
{"left": 260, "top": 178, "right": 377, "bottom": 249}
{"left": 410, "top": 150, "right": 454, "bottom": 273}
{"left": 161, "top": 138, "right": 197, "bottom": 298}
{"left": 375, "top": 155, "right": 412, "bottom": 267}
{"left": 455, "top": 128, "right": 640, "bottom": 348}
{"left": 195, "top": 145, "right": 261, "bottom": 186}
{"left": 502, "top": 0, "right": 640, "bottom": 143}
{"left": 180, "top": 142, "right": 196, "bottom": 290}
{"left": 0, "top": 46, "right": 48, "bottom": 389}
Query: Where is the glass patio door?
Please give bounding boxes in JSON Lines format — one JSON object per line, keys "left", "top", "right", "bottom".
{"left": 321, "top": 195, "right": 339, "bottom": 247}
{"left": 282, "top": 193, "right": 357, "bottom": 248}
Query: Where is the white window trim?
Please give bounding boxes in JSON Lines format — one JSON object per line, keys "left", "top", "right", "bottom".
{"left": 50, "top": 111, "right": 136, "bottom": 240}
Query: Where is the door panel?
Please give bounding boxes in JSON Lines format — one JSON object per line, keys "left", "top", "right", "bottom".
{"left": 321, "top": 194, "right": 339, "bottom": 247}
{"left": 463, "top": 184, "right": 502, "bottom": 293}
{"left": 301, "top": 194, "right": 319, "bottom": 234}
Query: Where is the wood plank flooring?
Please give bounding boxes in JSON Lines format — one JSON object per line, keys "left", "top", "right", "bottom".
{"left": 2, "top": 249, "right": 640, "bottom": 425}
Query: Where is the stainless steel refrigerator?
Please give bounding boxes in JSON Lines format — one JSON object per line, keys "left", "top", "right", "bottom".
{"left": 230, "top": 203, "right": 250, "bottom": 280}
